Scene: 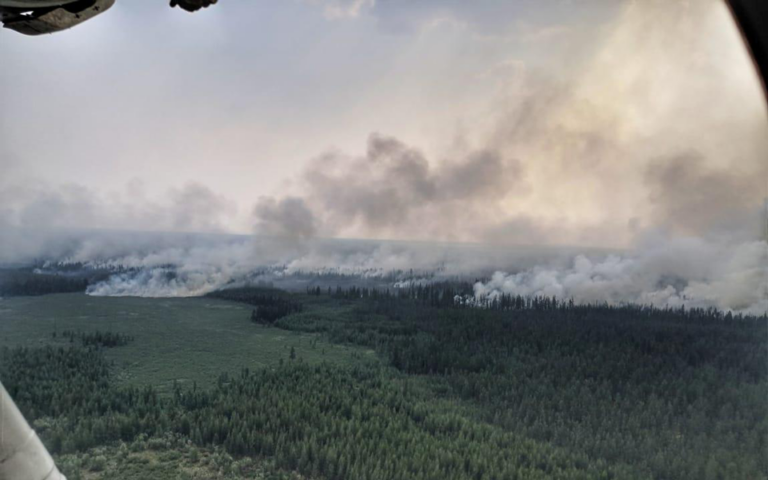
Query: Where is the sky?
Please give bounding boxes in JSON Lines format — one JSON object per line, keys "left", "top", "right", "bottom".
{"left": 1, "top": 0, "right": 766, "bottom": 248}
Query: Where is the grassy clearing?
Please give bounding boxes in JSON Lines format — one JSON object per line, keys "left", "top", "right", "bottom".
{"left": 0, "top": 293, "right": 373, "bottom": 393}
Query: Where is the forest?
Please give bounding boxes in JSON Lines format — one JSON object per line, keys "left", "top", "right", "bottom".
{"left": 0, "top": 268, "right": 90, "bottom": 296}
{"left": 207, "top": 288, "right": 304, "bottom": 324}
{"left": 1, "top": 284, "right": 766, "bottom": 479}
{"left": 0, "top": 264, "right": 132, "bottom": 296}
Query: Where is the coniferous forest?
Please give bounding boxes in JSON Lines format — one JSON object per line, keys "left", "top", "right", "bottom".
{"left": 0, "top": 269, "right": 89, "bottom": 296}
{"left": 1, "top": 285, "right": 766, "bottom": 480}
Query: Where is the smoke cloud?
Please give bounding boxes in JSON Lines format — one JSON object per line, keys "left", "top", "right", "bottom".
{"left": 1, "top": 0, "right": 766, "bottom": 313}
{"left": 473, "top": 236, "right": 768, "bottom": 314}
{"left": 244, "top": 0, "right": 768, "bottom": 312}
{"left": 644, "top": 152, "right": 765, "bottom": 239}
{"left": 0, "top": 182, "right": 237, "bottom": 266}
{"left": 253, "top": 134, "right": 525, "bottom": 242}
{"left": 255, "top": 0, "right": 767, "bottom": 247}
{"left": 0, "top": 182, "right": 235, "bottom": 235}
{"left": 254, "top": 197, "right": 318, "bottom": 240}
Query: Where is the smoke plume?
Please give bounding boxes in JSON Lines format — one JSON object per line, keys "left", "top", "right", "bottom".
{"left": 1, "top": 0, "right": 766, "bottom": 312}
{"left": 473, "top": 236, "right": 768, "bottom": 314}
{"left": 246, "top": 0, "right": 768, "bottom": 311}
{"left": 252, "top": 134, "right": 525, "bottom": 243}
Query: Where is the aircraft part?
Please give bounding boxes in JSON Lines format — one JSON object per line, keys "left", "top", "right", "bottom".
{"left": 171, "top": 0, "right": 217, "bottom": 13}
{"left": 2, "top": 0, "right": 114, "bottom": 35}
{"left": 0, "top": 382, "right": 66, "bottom": 480}
{"left": 727, "top": 0, "right": 768, "bottom": 99}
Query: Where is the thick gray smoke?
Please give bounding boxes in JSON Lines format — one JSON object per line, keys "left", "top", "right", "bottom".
{"left": 254, "top": 197, "right": 318, "bottom": 240}
{"left": 644, "top": 152, "right": 765, "bottom": 240}
{"left": 253, "top": 134, "right": 526, "bottom": 242}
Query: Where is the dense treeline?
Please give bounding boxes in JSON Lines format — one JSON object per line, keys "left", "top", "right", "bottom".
{"left": 328, "top": 283, "right": 761, "bottom": 323}
{"left": 1, "top": 346, "right": 634, "bottom": 480}
{"left": 271, "top": 286, "right": 768, "bottom": 480}
{"left": 207, "top": 288, "right": 304, "bottom": 324}
{"left": 56, "top": 330, "right": 134, "bottom": 348}
{"left": 176, "top": 365, "right": 634, "bottom": 480}
{"left": 0, "top": 269, "right": 89, "bottom": 296}
{"left": 1, "top": 346, "right": 169, "bottom": 454}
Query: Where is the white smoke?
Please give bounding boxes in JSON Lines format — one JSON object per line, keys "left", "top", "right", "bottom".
{"left": 78, "top": 236, "right": 260, "bottom": 297}
{"left": 86, "top": 267, "right": 229, "bottom": 298}
{"left": 473, "top": 236, "right": 768, "bottom": 313}
{"left": 78, "top": 234, "right": 594, "bottom": 297}
{"left": 72, "top": 233, "right": 768, "bottom": 313}
{"left": 1, "top": 220, "right": 760, "bottom": 312}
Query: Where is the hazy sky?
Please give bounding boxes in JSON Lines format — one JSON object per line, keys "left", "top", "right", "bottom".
{"left": 1, "top": 0, "right": 766, "bottom": 247}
